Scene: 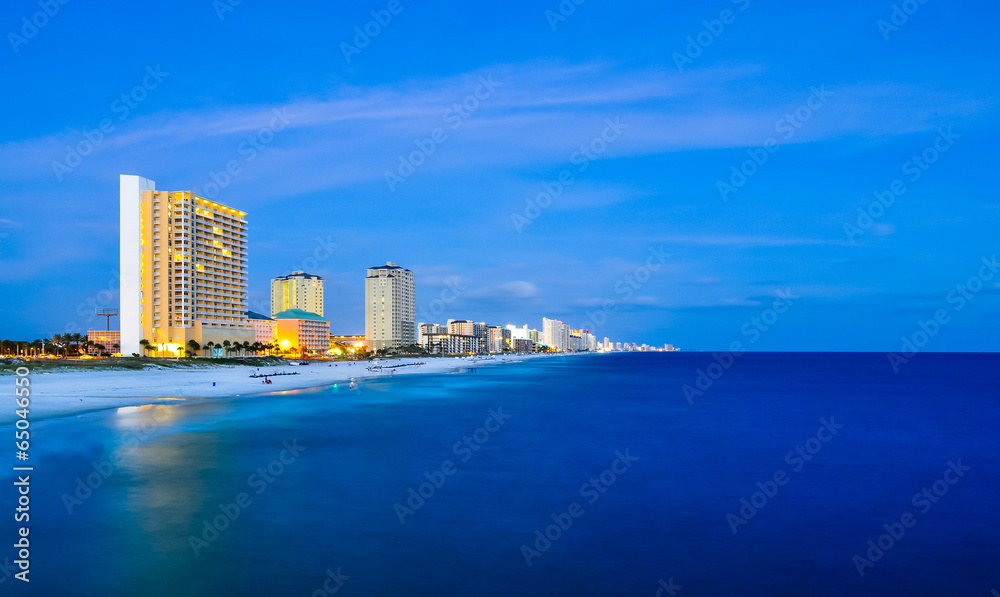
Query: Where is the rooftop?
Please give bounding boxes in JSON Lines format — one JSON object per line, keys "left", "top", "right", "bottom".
{"left": 273, "top": 308, "right": 329, "bottom": 322}
{"left": 273, "top": 271, "right": 324, "bottom": 281}
{"left": 246, "top": 310, "right": 274, "bottom": 321}
{"left": 368, "top": 261, "right": 409, "bottom": 271}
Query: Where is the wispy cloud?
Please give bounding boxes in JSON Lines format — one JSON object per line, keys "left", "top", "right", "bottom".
{"left": 0, "top": 60, "right": 988, "bottom": 202}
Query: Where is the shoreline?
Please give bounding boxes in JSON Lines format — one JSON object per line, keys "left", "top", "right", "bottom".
{"left": 7, "top": 353, "right": 588, "bottom": 423}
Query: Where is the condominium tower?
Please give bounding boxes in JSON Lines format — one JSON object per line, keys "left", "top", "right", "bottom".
{"left": 119, "top": 175, "right": 254, "bottom": 356}
{"left": 365, "top": 261, "right": 415, "bottom": 351}
{"left": 271, "top": 271, "right": 325, "bottom": 317}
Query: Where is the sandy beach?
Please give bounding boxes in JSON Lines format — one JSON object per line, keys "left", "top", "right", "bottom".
{"left": 6, "top": 354, "right": 553, "bottom": 423}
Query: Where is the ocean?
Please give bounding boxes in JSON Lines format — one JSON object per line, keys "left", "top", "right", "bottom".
{"left": 7, "top": 352, "right": 999, "bottom": 595}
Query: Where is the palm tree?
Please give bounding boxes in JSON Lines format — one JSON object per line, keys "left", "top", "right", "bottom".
{"left": 222, "top": 340, "right": 232, "bottom": 356}
{"left": 204, "top": 341, "right": 215, "bottom": 357}
{"left": 187, "top": 339, "right": 201, "bottom": 357}
{"left": 139, "top": 339, "right": 151, "bottom": 357}
{"left": 50, "top": 334, "right": 63, "bottom": 357}
{"left": 112, "top": 343, "right": 120, "bottom": 356}
{"left": 241, "top": 341, "right": 251, "bottom": 356}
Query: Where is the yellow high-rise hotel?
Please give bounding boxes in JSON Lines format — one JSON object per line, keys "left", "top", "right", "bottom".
{"left": 119, "top": 175, "right": 254, "bottom": 356}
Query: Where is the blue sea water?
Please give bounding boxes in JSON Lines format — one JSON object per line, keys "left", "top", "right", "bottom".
{"left": 3, "top": 352, "right": 999, "bottom": 596}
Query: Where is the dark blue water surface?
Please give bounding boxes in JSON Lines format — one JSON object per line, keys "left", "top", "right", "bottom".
{"left": 3, "top": 353, "right": 999, "bottom": 596}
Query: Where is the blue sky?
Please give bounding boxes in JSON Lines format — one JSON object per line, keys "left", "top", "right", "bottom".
{"left": 0, "top": 0, "right": 997, "bottom": 351}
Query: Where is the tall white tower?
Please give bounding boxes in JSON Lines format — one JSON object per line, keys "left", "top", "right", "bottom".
{"left": 365, "top": 262, "right": 415, "bottom": 351}
{"left": 119, "top": 175, "right": 156, "bottom": 356}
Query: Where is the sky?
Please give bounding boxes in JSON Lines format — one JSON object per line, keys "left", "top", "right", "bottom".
{"left": 0, "top": 0, "right": 998, "bottom": 351}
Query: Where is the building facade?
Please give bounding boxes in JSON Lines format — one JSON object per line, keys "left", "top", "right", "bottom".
{"left": 271, "top": 271, "right": 324, "bottom": 317}
{"left": 274, "top": 309, "right": 330, "bottom": 354}
{"left": 542, "top": 317, "right": 571, "bottom": 351}
{"left": 87, "top": 330, "right": 121, "bottom": 356}
{"left": 420, "top": 332, "right": 482, "bottom": 355}
{"left": 120, "top": 175, "right": 254, "bottom": 357}
{"left": 512, "top": 338, "right": 535, "bottom": 353}
{"left": 247, "top": 311, "right": 275, "bottom": 345}
{"left": 365, "top": 262, "right": 416, "bottom": 351}
{"left": 487, "top": 325, "right": 510, "bottom": 353}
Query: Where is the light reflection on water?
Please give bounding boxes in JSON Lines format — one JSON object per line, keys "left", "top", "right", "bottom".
{"left": 8, "top": 354, "right": 1000, "bottom": 596}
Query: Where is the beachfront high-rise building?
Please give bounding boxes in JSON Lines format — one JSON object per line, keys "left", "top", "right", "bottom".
{"left": 119, "top": 175, "right": 254, "bottom": 357}
{"left": 542, "top": 317, "right": 571, "bottom": 351}
{"left": 365, "top": 261, "right": 416, "bottom": 351}
{"left": 271, "top": 271, "right": 324, "bottom": 317}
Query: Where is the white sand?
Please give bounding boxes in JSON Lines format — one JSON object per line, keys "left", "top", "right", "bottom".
{"left": 5, "top": 355, "right": 549, "bottom": 422}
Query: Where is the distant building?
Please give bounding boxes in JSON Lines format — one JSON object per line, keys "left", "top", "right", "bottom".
{"left": 420, "top": 322, "right": 486, "bottom": 355}
{"left": 542, "top": 318, "right": 571, "bottom": 351}
{"left": 419, "top": 323, "right": 446, "bottom": 344}
{"left": 512, "top": 338, "right": 535, "bottom": 353}
{"left": 271, "top": 271, "right": 324, "bottom": 317}
{"left": 570, "top": 329, "right": 595, "bottom": 352}
{"left": 487, "top": 325, "right": 510, "bottom": 353}
{"left": 449, "top": 320, "right": 475, "bottom": 336}
{"left": 420, "top": 331, "right": 482, "bottom": 355}
{"left": 274, "top": 308, "right": 330, "bottom": 354}
{"left": 365, "top": 262, "right": 415, "bottom": 351}
{"left": 246, "top": 311, "right": 275, "bottom": 345}
{"left": 119, "top": 175, "right": 254, "bottom": 357}
{"left": 87, "top": 330, "right": 121, "bottom": 356}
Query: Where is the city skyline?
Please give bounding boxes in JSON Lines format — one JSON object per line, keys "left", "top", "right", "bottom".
{"left": 1, "top": 1, "right": 998, "bottom": 351}
{"left": 112, "top": 173, "right": 660, "bottom": 355}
